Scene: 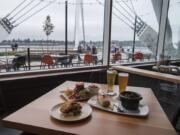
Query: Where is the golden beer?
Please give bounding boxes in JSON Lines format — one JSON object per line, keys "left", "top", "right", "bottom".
{"left": 107, "top": 70, "right": 117, "bottom": 92}
{"left": 118, "top": 73, "right": 129, "bottom": 93}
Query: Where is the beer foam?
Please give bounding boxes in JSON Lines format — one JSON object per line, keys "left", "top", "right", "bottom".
{"left": 118, "top": 73, "right": 129, "bottom": 77}
{"left": 107, "top": 70, "right": 116, "bottom": 74}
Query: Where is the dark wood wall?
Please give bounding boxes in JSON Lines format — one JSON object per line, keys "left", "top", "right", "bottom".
{"left": 0, "top": 70, "right": 107, "bottom": 113}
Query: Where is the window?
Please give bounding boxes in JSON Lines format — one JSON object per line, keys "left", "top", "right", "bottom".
{"left": 111, "top": 0, "right": 162, "bottom": 64}
{"left": 0, "top": 0, "right": 105, "bottom": 73}
{"left": 164, "top": 0, "right": 180, "bottom": 60}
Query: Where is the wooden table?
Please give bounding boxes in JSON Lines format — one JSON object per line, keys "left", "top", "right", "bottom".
{"left": 3, "top": 81, "right": 177, "bottom": 135}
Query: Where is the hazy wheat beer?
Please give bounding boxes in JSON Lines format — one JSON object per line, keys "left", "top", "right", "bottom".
{"left": 118, "top": 73, "right": 129, "bottom": 93}
{"left": 107, "top": 70, "right": 117, "bottom": 92}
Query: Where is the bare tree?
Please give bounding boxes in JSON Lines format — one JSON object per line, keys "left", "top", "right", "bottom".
{"left": 43, "top": 15, "right": 54, "bottom": 52}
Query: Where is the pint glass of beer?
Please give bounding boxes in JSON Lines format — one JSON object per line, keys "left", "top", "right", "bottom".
{"left": 107, "top": 70, "right": 117, "bottom": 92}
{"left": 118, "top": 73, "right": 129, "bottom": 93}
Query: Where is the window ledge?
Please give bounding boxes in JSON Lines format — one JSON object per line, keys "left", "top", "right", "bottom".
{"left": 0, "top": 66, "right": 107, "bottom": 82}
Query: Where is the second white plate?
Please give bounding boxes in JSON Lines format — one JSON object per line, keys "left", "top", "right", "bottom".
{"left": 88, "top": 96, "right": 149, "bottom": 117}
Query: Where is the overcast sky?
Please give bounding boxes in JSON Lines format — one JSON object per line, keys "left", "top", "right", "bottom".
{"left": 0, "top": 0, "right": 179, "bottom": 42}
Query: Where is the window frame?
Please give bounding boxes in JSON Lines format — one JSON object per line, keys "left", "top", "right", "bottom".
{"left": 0, "top": 0, "right": 173, "bottom": 78}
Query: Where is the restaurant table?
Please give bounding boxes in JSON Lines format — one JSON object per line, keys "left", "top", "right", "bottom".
{"left": 3, "top": 81, "right": 177, "bottom": 135}
{"left": 51, "top": 54, "right": 70, "bottom": 66}
{"left": 51, "top": 54, "right": 70, "bottom": 59}
{"left": 51, "top": 54, "right": 70, "bottom": 61}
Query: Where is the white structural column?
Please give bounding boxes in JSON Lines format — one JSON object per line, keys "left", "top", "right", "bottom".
{"left": 102, "top": 0, "right": 112, "bottom": 66}
{"left": 157, "top": 0, "right": 169, "bottom": 57}
{"left": 74, "top": 0, "right": 85, "bottom": 50}
{"left": 74, "top": 0, "right": 81, "bottom": 50}
{"left": 81, "top": 1, "right": 85, "bottom": 45}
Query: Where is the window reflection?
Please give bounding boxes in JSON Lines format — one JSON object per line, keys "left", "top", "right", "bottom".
{"left": 164, "top": 0, "right": 180, "bottom": 60}
{"left": 111, "top": 0, "right": 162, "bottom": 64}
{"left": 0, "top": 0, "right": 105, "bottom": 73}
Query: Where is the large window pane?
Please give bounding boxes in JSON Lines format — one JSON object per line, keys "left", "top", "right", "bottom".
{"left": 111, "top": 0, "right": 162, "bottom": 64}
{"left": 164, "top": 0, "right": 180, "bottom": 60}
{"left": 0, "top": 0, "right": 105, "bottom": 73}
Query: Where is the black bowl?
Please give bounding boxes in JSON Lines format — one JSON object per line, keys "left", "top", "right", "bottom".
{"left": 120, "top": 91, "right": 143, "bottom": 110}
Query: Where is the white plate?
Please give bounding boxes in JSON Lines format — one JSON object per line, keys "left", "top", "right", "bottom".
{"left": 88, "top": 96, "right": 149, "bottom": 117}
{"left": 50, "top": 103, "right": 92, "bottom": 122}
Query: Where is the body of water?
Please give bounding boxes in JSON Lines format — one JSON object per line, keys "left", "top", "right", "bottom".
{"left": 0, "top": 44, "right": 153, "bottom": 54}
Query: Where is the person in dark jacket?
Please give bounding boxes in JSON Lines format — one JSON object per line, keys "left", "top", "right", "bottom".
{"left": 92, "top": 45, "right": 97, "bottom": 54}
{"left": 92, "top": 45, "right": 98, "bottom": 64}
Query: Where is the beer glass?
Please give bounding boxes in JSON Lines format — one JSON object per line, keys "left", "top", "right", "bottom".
{"left": 118, "top": 73, "right": 129, "bottom": 93}
{"left": 107, "top": 70, "right": 117, "bottom": 92}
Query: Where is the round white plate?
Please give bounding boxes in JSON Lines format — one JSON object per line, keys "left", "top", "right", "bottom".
{"left": 50, "top": 103, "right": 92, "bottom": 122}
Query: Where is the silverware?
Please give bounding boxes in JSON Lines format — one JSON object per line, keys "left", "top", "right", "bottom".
{"left": 113, "top": 104, "right": 124, "bottom": 112}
